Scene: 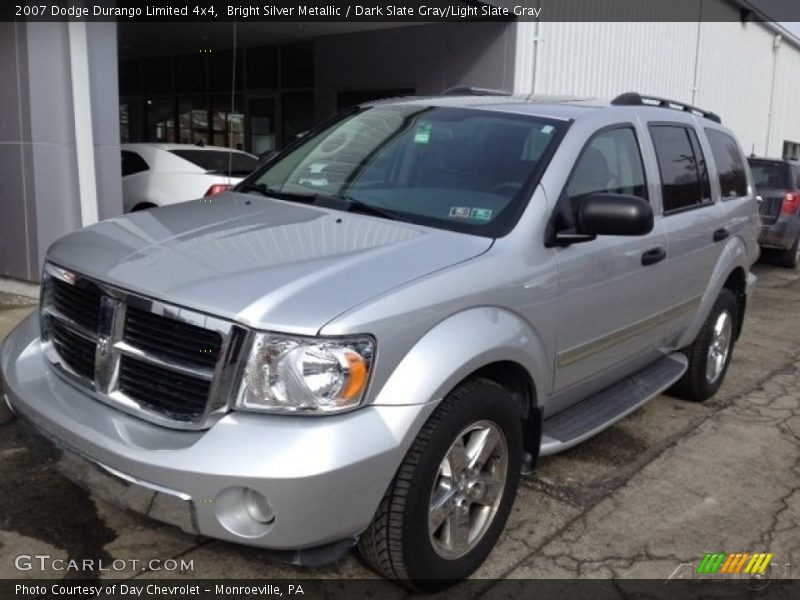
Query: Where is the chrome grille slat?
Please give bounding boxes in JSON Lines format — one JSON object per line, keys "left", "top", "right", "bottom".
{"left": 124, "top": 305, "right": 222, "bottom": 370}
{"left": 114, "top": 340, "right": 215, "bottom": 381}
{"left": 39, "top": 263, "right": 246, "bottom": 430}
{"left": 119, "top": 357, "right": 211, "bottom": 420}
{"left": 46, "top": 318, "right": 97, "bottom": 381}
{"left": 49, "top": 278, "right": 102, "bottom": 331}
{"left": 42, "top": 305, "right": 99, "bottom": 342}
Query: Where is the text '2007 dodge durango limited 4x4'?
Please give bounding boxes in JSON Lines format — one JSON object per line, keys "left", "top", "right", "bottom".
{"left": 0, "top": 90, "right": 759, "bottom": 590}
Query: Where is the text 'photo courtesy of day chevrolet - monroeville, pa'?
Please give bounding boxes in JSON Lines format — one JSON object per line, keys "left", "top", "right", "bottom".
{"left": 0, "top": 1, "right": 799, "bottom": 599}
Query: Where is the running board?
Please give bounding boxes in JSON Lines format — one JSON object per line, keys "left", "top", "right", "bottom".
{"left": 540, "top": 353, "right": 687, "bottom": 456}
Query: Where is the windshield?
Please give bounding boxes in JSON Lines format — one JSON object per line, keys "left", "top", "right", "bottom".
{"left": 249, "top": 105, "right": 565, "bottom": 236}
{"left": 748, "top": 160, "right": 792, "bottom": 190}
{"left": 171, "top": 150, "right": 258, "bottom": 177}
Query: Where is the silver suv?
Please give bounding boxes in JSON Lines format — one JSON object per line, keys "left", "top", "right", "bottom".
{"left": 0, "top": 91, "right": 759, "bottom": 590}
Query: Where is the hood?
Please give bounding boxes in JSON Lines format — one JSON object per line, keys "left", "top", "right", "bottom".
{"left": 46, "top": 193, "right": 492, "bottom": 334}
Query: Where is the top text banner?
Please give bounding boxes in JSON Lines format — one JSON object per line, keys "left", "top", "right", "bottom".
{"left": 3, "top": 0, "right": 800, "bottom": 22}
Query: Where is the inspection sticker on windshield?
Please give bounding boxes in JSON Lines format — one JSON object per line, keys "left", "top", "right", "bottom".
{"left": 449, "top": 206, "right": 471, "bottom": 218}
{"left": 470, "top": 208, "right": 493, "bottom": 221}
{"left": 414, "top": 122, "right": 432, "bottom": 144}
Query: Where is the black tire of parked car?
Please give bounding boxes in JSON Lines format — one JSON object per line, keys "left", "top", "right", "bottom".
{"left": 777, "top": 234, "right": 800, "bottom": 269}
{"left": 357, "top": 378, "right": 522, "bottom": 592}
{"left": 131, "top": 202, "right": 157, "bottom": 212}
{"left": 668, "top": 288, "right": 738, "bottom": 402}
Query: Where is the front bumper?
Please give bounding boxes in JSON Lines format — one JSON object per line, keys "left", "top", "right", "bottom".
{"left": 0, "top": 313, "right": 435, "bottom": 554}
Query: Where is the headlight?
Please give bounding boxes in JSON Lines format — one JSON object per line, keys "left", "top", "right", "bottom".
{"left": 235, "top": 333, "right": 375, "bottom": 414}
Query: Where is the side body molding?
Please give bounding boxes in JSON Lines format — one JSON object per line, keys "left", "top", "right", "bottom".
{"left": 370, "top": 307, "right": 549, "bottom": 408}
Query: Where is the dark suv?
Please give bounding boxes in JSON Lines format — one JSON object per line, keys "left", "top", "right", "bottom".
{"left": 748, "top": 157, "right": 800, "bottom": 268}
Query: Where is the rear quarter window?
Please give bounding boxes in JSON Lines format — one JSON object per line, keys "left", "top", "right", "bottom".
{"left": 649, "top": 124, "right": 712, "bottom": 213}
{"left": 705, "top": 129, "right": 748, "bottom": 198}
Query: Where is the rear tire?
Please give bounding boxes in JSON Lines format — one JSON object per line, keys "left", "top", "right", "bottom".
{"left": 777, "top": 234, "right": 800, "bottom": 269}
{"left": 131, "top": 202, "right": 157, "bottom": 212}
{"left": 358, "top": 378, "right": 522, "bottom": 592}
{"left": 668, "top": 289, "right": 738, "bottom": 402}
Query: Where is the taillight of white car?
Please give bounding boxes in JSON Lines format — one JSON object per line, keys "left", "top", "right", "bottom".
{"left": 205, "top": 183, "right": 232, "bottom": 197}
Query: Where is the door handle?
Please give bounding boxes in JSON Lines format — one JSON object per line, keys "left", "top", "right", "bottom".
{"left": 713, "top": 228, "right": 730, "bottom": 242}
{"left": 641, "top": 247, "right": 667, "bottom": 266}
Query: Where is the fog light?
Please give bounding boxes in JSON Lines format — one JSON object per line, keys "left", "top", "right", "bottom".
{"left": 244, "top": 488, "right": 275, "bottom": 524}
{"left": 213, "top": 486, "right": 276, "bottom": 538}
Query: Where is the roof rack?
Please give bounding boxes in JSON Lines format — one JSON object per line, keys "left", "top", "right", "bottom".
{"left": 611, "top": 92, "right": 722, "bottom": 124}
{"left": 441, "top": 85, "right": 512, "bottom": 97}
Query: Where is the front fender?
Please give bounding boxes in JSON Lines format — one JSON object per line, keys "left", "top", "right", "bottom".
{"left": 676, "top": 236, "right": 751, "bottom": 349}
{"left": 371, "top": 307, "right": 549, "bottom": 408}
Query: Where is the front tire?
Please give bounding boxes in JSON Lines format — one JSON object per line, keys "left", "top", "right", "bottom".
{"left": 669, "top": 289, "right": 738, "bottom": 402}
{"left": 358, "top": 378, "right": 522, "bottom": 591}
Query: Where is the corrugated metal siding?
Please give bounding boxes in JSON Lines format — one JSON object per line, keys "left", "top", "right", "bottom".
{"left": 534, "top": 22, "right": 698, "bottom": 99}
{"left": 514, "top": 1, "right": 800, "bottom": 157}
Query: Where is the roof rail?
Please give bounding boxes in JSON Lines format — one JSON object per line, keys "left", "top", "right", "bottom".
{"left": 441, "top": 85, "right": 512, "bottom": 97}
{"left": 611, "top": 92, "right": 722, "bottom": 124}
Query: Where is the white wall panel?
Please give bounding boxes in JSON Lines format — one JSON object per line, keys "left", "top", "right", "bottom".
{"left": 514, "top": 0, "right": 800, "bottom": 158}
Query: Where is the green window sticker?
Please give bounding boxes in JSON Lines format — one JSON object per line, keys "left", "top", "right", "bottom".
{"left": 470, "top": 208, "right": 493, "bottom": 221}
{"left": 414, "top": 122, "right": 432, "bottom": 144}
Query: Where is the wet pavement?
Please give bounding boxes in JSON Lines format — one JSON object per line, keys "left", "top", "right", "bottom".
{"left": 0, "top": 262, "right": 798, "bottom": 592}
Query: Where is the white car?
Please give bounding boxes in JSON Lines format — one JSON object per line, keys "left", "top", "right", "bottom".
{"left": 120, "top": 143, "right": 259, "bottom": 212}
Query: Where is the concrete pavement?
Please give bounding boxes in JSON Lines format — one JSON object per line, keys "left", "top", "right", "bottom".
{"left": 0, "top": 263, "right": 797, "bottom": 592}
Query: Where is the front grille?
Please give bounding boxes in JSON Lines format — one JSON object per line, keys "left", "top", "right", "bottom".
{"left": 124, "top": 306, "right": 222, "bottom": 369}
{"left": 47, "top": 318, "right": 96, "bottom": 381}
{"left": 50, "top": 278, "right": 102, "bottom": 331}
{"left": 40, "top": 264, "right": 244, "bottom": 429}
{"left": 119, "top": 356, "right": 212, "bottom": 421}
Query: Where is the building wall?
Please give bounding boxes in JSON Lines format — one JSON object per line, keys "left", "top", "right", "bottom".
{"left": 514, "top": 8, "right": 800, "bottom": 158}
{"left": 0, "top": 22, "right": 38, "bottom": 280}
{"left": 314, "top": 22, "right": 517, "bottom": 121}
{"left": 0, "top": 22, "right": 121, "bottom": 282}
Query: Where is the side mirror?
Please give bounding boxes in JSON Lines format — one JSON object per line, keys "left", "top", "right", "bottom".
{"left": 552, "top": 193, "right": 653, "bottom": 246}
{"left": 577, "top": 193, "right": 653, "bottom": 236}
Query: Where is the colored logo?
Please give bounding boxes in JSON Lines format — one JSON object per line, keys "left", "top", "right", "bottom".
{"left": 696, "top": 552, "right": 773, "bottom": 575}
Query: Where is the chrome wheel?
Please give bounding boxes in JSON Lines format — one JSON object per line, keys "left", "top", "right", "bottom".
{"left": 706, "top": 310, "right": 733, "bottom": 384}
{"left": 428, "top": 421, "right": 508, "bottom": 559}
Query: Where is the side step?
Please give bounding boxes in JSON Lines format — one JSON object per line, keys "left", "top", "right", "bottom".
{"left": 540, "top": 353, "right": 687, "bottom": 456}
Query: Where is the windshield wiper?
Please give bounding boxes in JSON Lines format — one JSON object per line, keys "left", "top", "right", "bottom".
{"left": 314, "top": 193, "right": 408, "bottom": 223}
{"left": 236, "top": 182, "right": 314, "bottom": 202}
{"left": 237, "top": 185, "right": 408, "bottom": 222}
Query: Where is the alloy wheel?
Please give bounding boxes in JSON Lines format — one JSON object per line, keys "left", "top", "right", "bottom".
{"left": 427, "top": 420, "right": 508, "bottom": 559}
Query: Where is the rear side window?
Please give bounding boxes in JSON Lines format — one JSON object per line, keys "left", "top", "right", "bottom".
{"left": 566, "top": 127, "right": 647, "bottom": 205}
{"left": 170, "top": 150, "right": 258, "bottom": 177}
{"left": 649, "top": 125, "right": 712, "bottom": 213}
{"left": 121, "top": 151, "right": 149, "bottom": 177}
{"left": 705, "top": 129, "right": 748, "bottom": 198}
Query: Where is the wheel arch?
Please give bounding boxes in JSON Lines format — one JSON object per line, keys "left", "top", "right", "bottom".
{"left": 131, "top": 201, "right": 158, "bottom": 212}
{"left": 722, "top": 266, "right": 747, "bottom": 340}
{"left": 459, "top": 360, "right": 541, "bottom": 462}
{"left": 369, "top": 307, "right": 548, "bottom": 460}
{"left": 677, "top": 239, "right": 750, "bottom": 348}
